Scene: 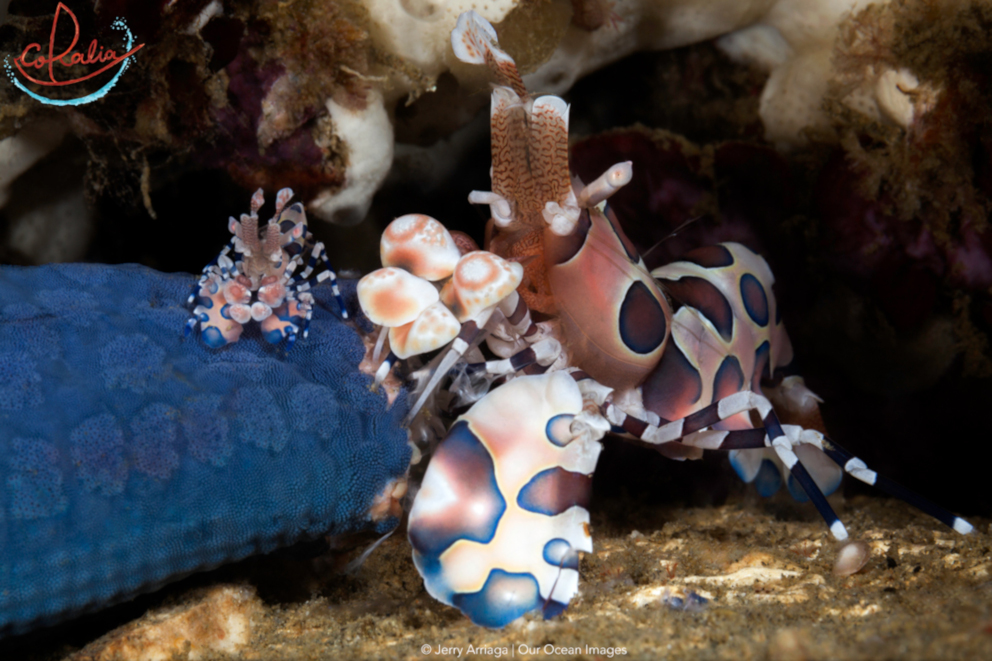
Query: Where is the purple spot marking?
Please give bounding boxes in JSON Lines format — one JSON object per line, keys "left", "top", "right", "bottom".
{"left": 711, "top": 355, "right": 745, "bottom": 403}
{"left": 130, "top": 403, "right": 181, "bottom": 480}
{"left": 662, "top": 276, "right": 734, "bottom": 342}
{"left": 409, "top": 421, "right": 505, "bottom": 558}
{"left": 0, "top": 352, "right": 42, "bottom": 410}
{"left": 234, "top": 387, "right": 288, "bottom": 452}
{"left": 642, "top": 341, "right": 703, "bottom": 422}
{"left": 182, "top": 395, "right": 232, "bottom": 467}
{"left": 100, "top": 334, "right": 168, "bottom": 393}
{"left": 740, "top": 273, "right": 769, "bottom": 327}
{"left": 70, "top": 414, "right": 128, "bottom": 496}
{"left": 681, "top": 245, "right": 734, "bottom": 268}
{"left": 7, "top": 438, "right": 68, "bottom": 519}
{"left": 517, "top": 467, "right": 592, "bottom": 516}
{"left": 618, "top": 281, "right": 667, "bottom": 354}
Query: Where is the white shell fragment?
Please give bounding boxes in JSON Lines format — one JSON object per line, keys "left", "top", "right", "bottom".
{"left": 388, "top": 301, "right": 461, "bottom": 359}
{"left": 833, "top": 540, "right": 871, "bottom": 577}
{"left": 440, "top": 251, "right": 523, "bottom": 323}
{"left": 357, "top": 267, "right": 440, "bottom": 328}
{"left": 380, "top": 214, "right": 461, "bottom": 281}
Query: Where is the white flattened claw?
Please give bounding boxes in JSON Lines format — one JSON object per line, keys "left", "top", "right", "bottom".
{"left": 273, "top": 187, "right": 294, "bottom": 216}
{"left": 833, "top": 540, "right": 870, "bottom": 577}
{"left": 408, "top": 372, "right": 600, "bottom": 627}
{"left": 357, "top": 266, "right": 439, "bottom": 327}
{"left": 774, "top": 376, "right": 824, "bottom": 415}
{"left": 381, "top": 214, "right": 461, "bottom": 281}
{"left": 276, "top": 199, "right": 307, "bottom": 238}
{"left": 440, "top": 251, "right": 523, "bottom": 323}
{"left": 389, "top": 301, "right": 461, "bottom": 359}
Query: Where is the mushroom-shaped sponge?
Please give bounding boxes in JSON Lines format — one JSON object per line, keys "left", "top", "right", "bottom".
{"left": 440, "top": 251, "right": 523, "bottom": 323}
{"left": 389, "top": 301, "right": 461, "bottom": 359}
{"left": 358, "top": 267, "right": 439, "bottom": 328}
{"left": 381, "top": 214, "right": 461, "bottom": 282}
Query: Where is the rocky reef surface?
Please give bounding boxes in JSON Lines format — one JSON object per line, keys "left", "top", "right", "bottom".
{"left": 1, "top": 493, "right": 989, "bottom": 660}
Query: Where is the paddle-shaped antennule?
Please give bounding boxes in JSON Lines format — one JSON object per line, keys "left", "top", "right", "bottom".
{"left": 529, "top": 95, "right": 578, "bottom": 235}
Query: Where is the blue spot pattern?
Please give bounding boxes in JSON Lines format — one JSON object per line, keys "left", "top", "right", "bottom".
{"left": 542, "top": 538, "right": 579, "bottom": 570}
{"left": 451, "top": 570, "right": 541, "bottom": 629}
{"left": 70, "top": 414, "right": 128, "bottom": 496}
{"left": 6, "top": 438, "right": 68, "bottom": 520}
{"left": 754, "top": 459, "right": 783, "bottom": 498}
{"left": 787, "top": 474, "right": 810, "bottom": 502}
{"left": 129, "top": 404, "right": 180, "bottom": 480}
{"left": 0, "top": 353, "right": 42, "bottom": 410}
{"left": 0, "top": 264, "right": 410, "bottom": 635}
{"left": 544, "top": 414, "right": 575, "bottom": 448}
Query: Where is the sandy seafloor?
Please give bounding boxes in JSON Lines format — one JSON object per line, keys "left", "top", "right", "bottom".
{"left": 5, "top": 491, "right": 989, "bottom": 661}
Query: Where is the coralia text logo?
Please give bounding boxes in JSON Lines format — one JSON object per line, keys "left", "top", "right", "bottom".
{"left": 4, "top": 3, "right": 145, "bottom": 106}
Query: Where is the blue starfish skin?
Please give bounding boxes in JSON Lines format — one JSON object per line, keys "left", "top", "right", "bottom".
{"left": 0, "top": 263, "right": 409, "bottom": 635}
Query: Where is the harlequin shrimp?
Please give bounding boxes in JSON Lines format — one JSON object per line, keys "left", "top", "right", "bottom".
{"left": 185, "top": 188, "right": 347, "bottom": 349}
{"left": 358, "top": 11, "right": 974, "bottom": 629}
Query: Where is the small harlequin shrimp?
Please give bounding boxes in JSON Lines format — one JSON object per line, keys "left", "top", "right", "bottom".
{"left": 185, "top": 188, "right": 347, "bottom": 350}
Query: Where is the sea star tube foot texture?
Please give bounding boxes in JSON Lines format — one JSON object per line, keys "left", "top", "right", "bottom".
{"left": 0, "top": 263, "right": 410, "bottom": 635}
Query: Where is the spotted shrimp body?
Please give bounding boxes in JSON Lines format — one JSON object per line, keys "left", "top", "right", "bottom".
{"left": 450, "top": 10, "right": 855, "bottom": 536}
{"left": 647, "top": 243, "right": 839, "bottom": 499}
{"left": 358, "top": 10, "right": 975, "bottom": 630}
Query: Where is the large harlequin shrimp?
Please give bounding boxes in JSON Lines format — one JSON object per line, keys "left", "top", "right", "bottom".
{"left": 357, "top": 11, "right": 974, "bottom": 629}
{"left": 186, "top": 188, "right": 347, "bottom": 349}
